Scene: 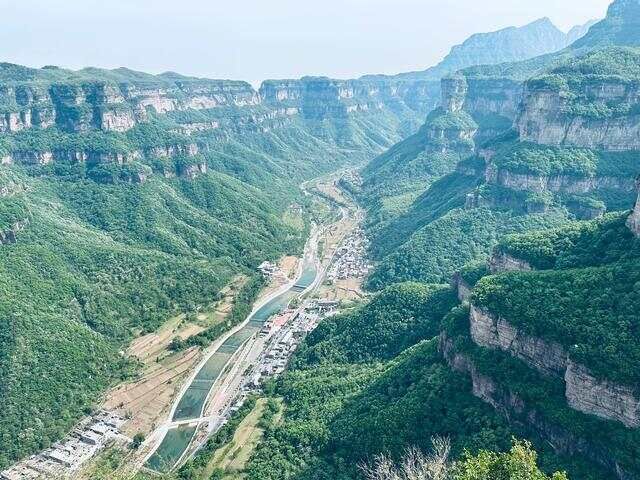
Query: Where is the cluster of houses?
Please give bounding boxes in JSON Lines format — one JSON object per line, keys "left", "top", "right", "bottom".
{"left": 326, "top": 228, "right": 370, "bottom": 282}
{"left": 257, "top": 261, "right": 285, "bottom": 279}
{"left": 257, "top": 307, "right": 320, "bottom": 381}
{"left": 225, "top": 301, "right": 328, "bottom": 418}
{"left": 1, "top": 411, "right": 126, "bottom": 480}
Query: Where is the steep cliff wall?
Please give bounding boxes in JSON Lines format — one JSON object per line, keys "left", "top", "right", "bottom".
{"left": 469, "top": 305, "right": 640, "bottom": 428}
{"left": 488, "top": 251, "right": 533, "bottom": 273}
{"left": 486, "top": 166, "right": 635, "bottom": 195}
{"left": 260, "top": 77, "right": 439, "bottom": 121}
{"left": 0, "top": 78, "right": 259, "bottom": 134}
{"left": 517, "top": 77, "right": 640, "bottom": 151}
{"left": 439, "top": 76, "right": 522, "bottom": 142}
{"left": 627, "top": 180, "right": 640, "bottom": 235}
{"left": 470, "top": 305, "right": 567, "bottom": 376}
{"left": 439, "top": 332, "right": 635, "bottom": 480}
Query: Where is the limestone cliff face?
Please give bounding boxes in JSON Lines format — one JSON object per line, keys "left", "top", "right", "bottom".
{"left": 441, "top": 75, "right": 523, "bottom": 142}
{"left": 566, "top": 360, "right": 640, "bottom": 429}
{"left": 627, "top": 181, "right": 640, "bottom": 236}
{"left": 260, "top": 77, "right": 440, "bottom": 121}
{"left": 470, "top": 306, "right": 567, "bottom": 376}
{"left": 469, "top": 305, "right": 640, "bottom": 428}
{"left": 179, "top": 161, "right": 208, "bottom": 180}
{"left": 451, "top": 272, "right": 472, "bottom": 302}
{"left": 465, "top": 78, "right": 523, "bottom": 123}
{"left": 488, "top": 251, "right": 532, "bottom": 273}
{"left": 517, "top": 79, "right": 640, "bottom": 151}
{"left": 0, "top": 79, "right": 259, "bottom": 134}
{"left": 485, "top": 166, "right": 635, "bottom": 195}
{"left": 439, "top": 333, "right": 634, "bottom": 480}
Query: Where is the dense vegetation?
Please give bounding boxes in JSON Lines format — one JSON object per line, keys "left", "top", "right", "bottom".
{"left": 497, "top": 212, "right": 640, "bottom": 269}
{"left": 242, "top": 284, "right": 606, "bottom": 480}
{"left": 0, "top": 164, "right": 305, "bottom": 466}
{"left": 473, "top": 260, "right": 640, "bottom": 386}
{"left": 0, "top": 71, "right": 424, "bottom": 466}
{"left": 488, "top": 138, "right": 640, "bottom": 177}
{"left": 367, "top": 207, "right": 567, "bottom": 289}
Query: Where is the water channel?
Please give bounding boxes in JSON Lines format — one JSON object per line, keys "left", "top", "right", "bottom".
{"left": 145, "top": 252, "right": 319, "bottom": 473}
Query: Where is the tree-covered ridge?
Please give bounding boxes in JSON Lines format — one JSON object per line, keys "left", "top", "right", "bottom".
{"left": 472, "top": 260, "right": 640, "bottom": 387}
{"left": 244, "top": 284, "right": 607, "bottom": 480}
{"left": 525, "top": 47, "right": 640, "bottom": 120}
{"left": 300, "top": 283, "right": 457, "bottom": 364}
{"left": 425, "top": 107, "right": 478, "bottom": 131}
{"left": 486, "top": 137, "right": 640, "bottom": 177}
{"left": 496, "top": 212, "right": 640, "bottom": 270}
{"left": 366, "top": 207, "right": 568, "bottom": 289}
{"left": 0, "top": 61, "right": 248, "bottom": 89}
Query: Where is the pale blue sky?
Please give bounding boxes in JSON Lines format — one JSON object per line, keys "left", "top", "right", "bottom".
{"left": 0, "top": 0, "right": 611, "bottom": 83}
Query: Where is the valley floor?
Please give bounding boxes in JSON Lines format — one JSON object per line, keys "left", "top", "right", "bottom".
{"left": 69, "top": 169, "right": 366, "bottom": 480}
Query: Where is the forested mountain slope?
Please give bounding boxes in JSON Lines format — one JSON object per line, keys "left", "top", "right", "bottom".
{"left": 361, "top": 0, "right": 640, "bottom": 289}
{"left": 0, "top": 9, "right": 607, "bottom": 468}
{"left": 0, "top": 62, "right": 442, "bottom": 467}
{"left": 240, "top": 284, "right": 615, "bottom": 480}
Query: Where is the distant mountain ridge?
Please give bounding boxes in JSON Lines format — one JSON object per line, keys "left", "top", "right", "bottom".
{"left": 573, "top": 0, "right": 640, "bottom": 49}
{"left": 364, "top": 17, "right": 598, "bottom": 82}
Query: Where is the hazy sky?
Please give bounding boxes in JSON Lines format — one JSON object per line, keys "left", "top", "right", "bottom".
{"left": 0, "top": 0, "right": 611, "bottom": 84}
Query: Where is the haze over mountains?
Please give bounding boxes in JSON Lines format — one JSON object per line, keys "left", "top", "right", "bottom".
{"left": 1, "top": 2, "right": 640, "bottom": 480}
{"left": 379, "top": 17, "right": 599, "bottom": 81}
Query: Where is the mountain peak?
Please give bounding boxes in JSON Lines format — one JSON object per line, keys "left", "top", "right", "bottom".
{"left": 572, "top": 0, "right": 640, "bottom": 48}
{"left": 529, "top": 17, "right": 556, "bottom": 28}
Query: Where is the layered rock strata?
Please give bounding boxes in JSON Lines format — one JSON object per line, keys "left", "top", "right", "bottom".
{"left": 469, "top": 305, "right": 640, "bottom": 428}
{"left": 439, "top": 333, "right": 634, "bottom": 480}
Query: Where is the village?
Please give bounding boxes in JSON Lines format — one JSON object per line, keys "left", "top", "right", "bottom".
{"left": 325, "top": 226, "right": 370, "bottom": 283}
{"left": 1, "top": 411, "right": 126, "bottom": 480}
{"left": 1, "top": 172, "right": 367, "bottom": 480}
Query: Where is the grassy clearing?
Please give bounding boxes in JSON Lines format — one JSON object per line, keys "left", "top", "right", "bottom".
{"left": 201, "top": 398, "right": 283, "bottom": 480}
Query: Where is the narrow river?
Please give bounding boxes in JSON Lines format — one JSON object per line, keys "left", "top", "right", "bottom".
{"left": 145, "top": 245, "right": 320, "bottom": 473}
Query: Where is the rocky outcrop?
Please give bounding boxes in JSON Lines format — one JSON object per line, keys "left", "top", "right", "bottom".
{"left": 488, "top": 251, "right": 532, "bottom": 273}
{"left": 566, "top": 360, "right": 640, "bottom": 429}
{"left": 627, "top": 180, "right": 640, "bottom": 236}
{"left": 470, "top": 306, "right": 567, "bottom": 376}
{"left": 469, "top": 305, "right": 640, "bottom": 429}
{"left": 0, "top": 219, "right": 28, "bottom": 245}
{"left": 179, "top": 161, "right": 207, "bottom": 180}
{"left": 11, "top": 151, "right": 54, "bottom": 165}
{"left": 451, "top": 272, "right": 472, "bottom": 302}
{"left": 565, "top": 197, "right": 607, "bottom": 220}
{"left": 517, "top": 79, "right": 640, "bottom": 151}
{"left": 439, "top": 333, "right": 634, "bottom": 480}
{"left": 444, "top": 76, "right": 522, "bottom": 141}
{"left": 441, "top": 77, "right": 467, "bottom": 113}
{"left": 147, "top": 143, "right": 199, "bottom": 159}
{"left": 485, "top": 165, "right": 635, "bottom": 195}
